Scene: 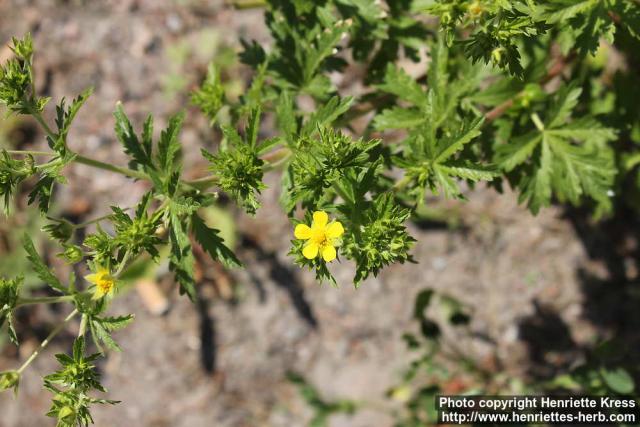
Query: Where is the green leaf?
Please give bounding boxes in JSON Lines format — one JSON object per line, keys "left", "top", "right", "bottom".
{"left": 114, "top": 102, "right": 151, "bottom": 170}
{"left": 246, "top": 106, "right": 261, "bottom": 149}
{"left": 168, "top": 201, "right": 197, "bottom": 301}
{"left": 22, "top": 234, "right": 66, "bottom": 293}
{"left": 27, "top": 174, "right": 56, "bottom": 213}
{"left": 497, "top": 85, "right": 617, "bottom": 215}
{"left": 302, "top": 18, "right": 351, "bottom": 85}
{"left": 438, "top": 161, "right": 498, "bottom": 181}
{"left": 600, "top": 367, "right": 635, "bottom": 394}
{"left": 302, "top": 96, "right": 354, "bottom": 136}
{"left": 519, "top": 139, "right": 553, "bottom": 214}
{"left": 191, "top": 62, "right": 225, "bottom": 124}
{"left": 497, "top": 132, "right": 543, "bottom": 171}
{"left": 89, "top": 314, "right": 134, "bottom": 353}
{"left": 540, "top": 0, "right": 615, "bottom": 56}
{"left": 156, "top": 111, "right": 185, "bottom": 173}
{"left": 53, "top": 87, "right": 93, "bottom": 151}
{"left": 373, "top": 108, "right": 424, "bottom": 130}
{"left": 73, "top": 336, "right": 85, "bottom": 361}
{"left": 276, "top": 91, "right": 298, "bottom": 142}
{"left": 435, "top": 117, "right": 484, "bottom": 163}
{"left": 191, "top": 214, "right": 242, "bottom": 269}
{"left": 377, "top": 64, "right": 428, "bottom": 107}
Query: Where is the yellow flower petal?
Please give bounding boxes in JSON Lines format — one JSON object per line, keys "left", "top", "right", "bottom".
{"left": 84, "top": 273, "right": 98, "bottom": 284}
{"left": 321, "top": 245, "right": 337, "bottom": 262}
{"left": 302, "top": 242, "right": 319, "bottom": 259}
{"left": 92, "top": 286, "right": 106, "bottom": 300}
{"left": 312, "top": 211, "right": 328, "bottom": 228}
{"left": 325, "top": 221, "right": 344, "bottom": 239}
{"left": 294, "top": 223, "right": 312, "bottom": 239}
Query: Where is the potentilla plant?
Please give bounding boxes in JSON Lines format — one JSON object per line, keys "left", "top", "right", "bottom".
{"left": 1, "top": 0, "right": 640, "bottom": 424}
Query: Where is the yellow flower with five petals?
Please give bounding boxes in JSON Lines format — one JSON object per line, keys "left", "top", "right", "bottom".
{"left": 294, "top": 211, "right": 344, "bottom": 262}
{"left": 85, "top": 267, "right": 116, "bottom": 300}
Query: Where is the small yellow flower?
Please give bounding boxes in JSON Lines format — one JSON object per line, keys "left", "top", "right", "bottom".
{"left": 468, "top": 1, "right": 484, "bottom": 16}
{"left": 294, "top": 211, "right": 344, "bottom": 262}
{"left": 85, "top": 267, "right": 116, "bottom": 300}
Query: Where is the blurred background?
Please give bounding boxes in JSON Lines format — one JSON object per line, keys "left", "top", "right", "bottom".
{"left": 1, "top": 1, "right": 639, "bottom": 426}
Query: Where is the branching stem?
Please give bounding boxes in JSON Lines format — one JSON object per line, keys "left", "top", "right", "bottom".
{"left": 17, "top": 309, "right": 79, "bottom": 374}
{"left": 16, "top": 295, "right": 75, "bottom": 307}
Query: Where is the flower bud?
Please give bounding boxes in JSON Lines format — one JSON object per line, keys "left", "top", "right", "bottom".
{"left": 43, "top": 219, "right": 75, "bottom": 242}
{"left": 0, "top": 370, "right": 19, "bottom": 394}
{"left": 0, "top": 277, "right": 21, "bottom": 310}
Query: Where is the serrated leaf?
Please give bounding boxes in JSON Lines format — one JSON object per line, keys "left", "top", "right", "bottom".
{"left": 302, "top": 96, "right": 354, "bottom": 136}
{"left": 519, "top": 139, "right": 553, "bottom": 214}
{"left": 89, "top": 314, "right": 134, "bottom": 353}
{"left": 22, "top": 234, "right": 66, "bottom": 293}
{"left": 435, "top": 118, "right": 484, "bottom": 162}
{"left": 246, "top": 106, "right": 261, "bottom": 149}
{"left": 373, "top": 108, "right": 424, "bottom": 130}
{"left": 27, "top": 174, "right": 55, "bottom": 213}
{"left": 377, "top": 64, "right": 428, "bottom": 107}
{"left": 114, "top": 102, "right": 151, "bottom": 170}
{"left": 276, "top": 91, "right": 298, "bottom": 141}
{"left": 438, "top": 162, "right": 498, "bottom": 181}
{"left": 497, "top": 132, "right": 542, "bottom": 171}
{"left": 157, "top": 111, "right": 185, "bottom": 172}
{"left": 168, "top": 201, "right": 196, "bottom": 301}
{"left": 191, "top": 214, "right": 242, "bottom": 269}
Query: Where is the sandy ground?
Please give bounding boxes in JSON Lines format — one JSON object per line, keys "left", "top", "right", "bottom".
{"left": 1, "top": 1, "right": 637, "bottom": 426}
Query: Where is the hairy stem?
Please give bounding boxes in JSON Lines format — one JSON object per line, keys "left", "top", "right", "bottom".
{"left": 73, "top": 209, "right": 131, "bottom": 229}
{"left": 5, "top": 150, "right": 52, "bottom": 156}
{"left": 16, "top": 295, "right": 75, "bottom": 307}
{"left": 114, "top": 250, "right": 132, "bottom": 277}
{"left": 17, "top": 309, "right": 79, "bottom": 374}
{"left": 74, "top": 154, "right": 148, "bottom": 180}
{"left": 26, "top": 106, "right": 149, "bottom": 181}
{"left": 230, "top": 0, "right": 266, "bottom": 9}
{"left": 30, "top": 109, "right": 56, "bottom": 139}
{"left": 77, "top": 314, "right": 88, "bottom": 337}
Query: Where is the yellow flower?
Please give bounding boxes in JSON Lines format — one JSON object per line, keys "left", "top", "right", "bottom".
{"left": 85, "top": 267, "right": 116, "bottom": 300}
{"left": 468, "top": 1, "right": 484, "bottom": 16}
{"left": 294, "top": 211, "right": 344, "bottom": 262}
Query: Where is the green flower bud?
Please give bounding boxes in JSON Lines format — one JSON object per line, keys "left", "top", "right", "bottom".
{"left": 0, "top": 370, "right": 20, "bottom": 394}
{"left": 58, "top": 244, "right": 84, "bottom": 264}
{"left": 43, "top": 219, "right": 75, "bottom": 242}
{"left": 0, "top": 276, "right": 21, "bottom": 310}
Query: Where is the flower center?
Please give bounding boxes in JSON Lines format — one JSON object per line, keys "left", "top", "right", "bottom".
{"left": 96, "top": 273, "right": 114, "bottom": 294}
{"left": 311, "top": 229, "right": 329, "bottom": 247}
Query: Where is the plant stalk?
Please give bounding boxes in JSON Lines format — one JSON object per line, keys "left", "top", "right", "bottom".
{"left": 17, "top": 309, "right": 79, "bottom": 374}
{"left": 74, "top": 154, "right": 148, "bottom": 180}
{"left": 16, "top": 295, "right": 75, "bottom": 307}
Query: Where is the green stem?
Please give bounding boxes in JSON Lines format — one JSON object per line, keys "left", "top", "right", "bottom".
{"left": 114, "top": 250, "right": 132, "bottom": 277}
{"left": 74, "top": 154, "right": 148, "bottom": 180}
{"left": 31, "top": 110, "right": 57, "bottom": 140}
{"left": 77, "top": 314, "right": 88, "bottom": 337}
{"left": 531, "top": 112, "right": 545, "bottom": 132}
{"left": 6, "top": 150, "right": 53, "bottom": 156}
{"left": 230, "top": 0, "right": 266, "bottom": 9}
{"left": 73, "top": 209, "right": 130, "bottom": 229}
{"left": 182, "top": 175, "right": 220, "bottom": 190}
{"left": 392, "top": 175, "right": 412, "bottom": 192}
{"left": 16, "top": 295, "right": 75, "bottom": 307}
{"left": 26, "top": 106, "right": 148, "bottom": 181}
{"left": 17, "top": 309, "right": 79, "bottom": 374}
